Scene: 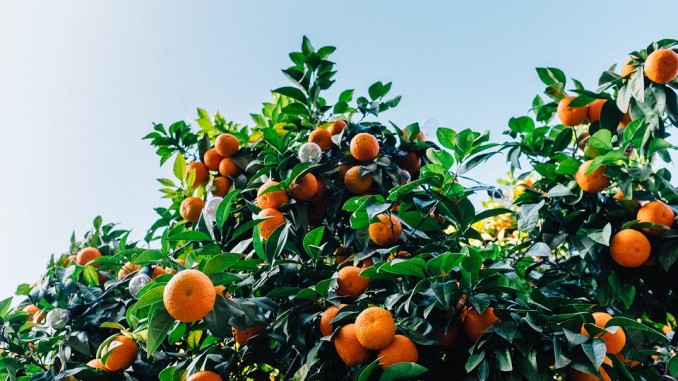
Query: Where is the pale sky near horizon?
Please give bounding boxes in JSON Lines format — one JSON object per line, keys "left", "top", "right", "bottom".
{"left": 1, "top": 1, "right": 677, "bottom": 298}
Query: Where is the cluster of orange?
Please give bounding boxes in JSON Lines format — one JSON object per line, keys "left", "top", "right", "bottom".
{"left": 180, "top": 133, "right": 242, "bottom": 222}
{"left": 569, "top": 312, "right": 627, "bottom": 381}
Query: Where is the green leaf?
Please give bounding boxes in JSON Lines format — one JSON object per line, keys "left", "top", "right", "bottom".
{"left": 472, "top": 208, "right": 513, "bottom": 224}
{"left": 273, "top": 87, "right": 308, "bottom": 104}
{"left": 357, "top": 360, "right": 379, "bottom": 381}
{"left": 146, "top": 307, "right": 174, "bottom": 356}
{"left": 303, "top": 227, "right": 325, "bottom": 259}
{"left": 536, "top": 67, "right": 566, "bottom": 86}
{"left": 379, "top": 363, "right": 427, "bottom": 381}
{"left": 380, "top": 258, "right": 428, "bottom": 278}
{"left": 167, "top": 231, "right": 212, "bottom": 242}
{"left": 203, "top": 253, "right": 244, "bottom": 274}
{"left": 0, "top": 297, "right": 12, "bottom": 318}
{"left": 131, "top": 285, "right": 165, "bottom": 312}
{"left": 648, "top": 138, "right": 675, "bottom": 157}
{"left": 216, "top": 189, "right": 242, "bottom": 229}
{"left": 173, "top": 154, "right": 186, "bottom": 181}
{"left": 427, "top": 252, "right": 467, "bottom": 275}
{"left": 508, "top": 116, "right": 535, "bottom": 134}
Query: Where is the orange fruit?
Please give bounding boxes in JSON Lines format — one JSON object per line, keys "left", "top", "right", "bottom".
{"left": 354, "top": 307, "right": 396, "bottom": 350}
{"left": 233, "top": 325, "right": 266, "bottom": 345}
{"left": 616, "top": 352, "right": 640, "bottom": 368}
{"left": 644, "top": 48, "right": 678, "bottom": 84}
{"left": 291, "top": 173, "right": 319, "bottom": 201}
{"left": 610, "top": 229, "right": 651, "bottom": 268}
{"left": 378, "top": 335, "right": 418, "bottom": 370}
{"left": 117, "top": 262, "right": 140, "bottom": 280}
{"left": 620, "top": 111, "right": 632, "bottom": 128}
{"left": 215, "top": 133, "right": 239, "bottom": 157}
{"left": 22, "top": 304, "right": 43, "bottom": 323}
{"left": 257, "top": 180, "right": 288, "bottom": 209}
{"left": 344, "top": 166, "right": 373, "bottom": 194}
{"left": 210, "top": 177, "right": 232, "bottom": 197}
{"left": 204, "top": 149, "right": 223, "bottom": 171}
{"left": 311, "top": 178, "right": 327, "bottom": 200}
{"left": 328, "top": 119, "right": 347, "bottom": 135}
{"left": 568, "top": 356, "right": 612, "bottom": 381}
{"left": 557, "top": 96, "right": 588, "bottom": 127}
{"left": 587, "top": 99, "right": 606, "bottom": 123}
{"left": 65, "top": 254, "right": 77, "bottom": 266}
{"left": 637, "top": 200, "right": 674, "bottom": 235}
{"left": 76, "top": 247, "right": 102, "bottom": 267}
{"left": 463, "top": 307, "right": 499, "bottom": 342}
{"left": 87, "top": 358, "right": 106, "bottom": 370}
{"left": 163, "top": 269, "right": 216, "bottom": 322}
{"left": 581, "top": 312, "right": 626, "bottom": 354}
{"left": 186, "top": 162, "right": 209, "bottom": 187}
{"left": 214, "top": 285, "right": 231, "bottom": 298}
{"left": 101, "top": 335, "right": 138, "bottom": 371}
{"left": 350, "top": 133, "right": 380, "bottom": 161}
{"left": 395, "top": 151, "right": 422, "bottom": 177}
{"left": 334, "top": 323, "right": 372, "bottom": 366}
{"left": 402, "top": 130, "right": 425, "bottom": 142}
{"left": 621, "top": 58, "right": 636, "bottom": 81}
{"left": 338, "top": 164, "right": 351, "bottom": 178}
{"left": 368, "top": 214, "right": 402, "bottom": 247}
{"left": 437, "top": 323, "right": 461, "bottom": 348}
{"left": 320, "top": 304, "right": 346, "bottom": 336}
{"left": 308, "top": 128, "right": 332, "bottom": 151}
{"left": 336, "top": 266, "right": 369, "bottom": 299}
{"left": 613, "top": 191, "right": 625, "bottom": 201}
{"left": 218, "top": 157, "right": 241, "bottom": 177}
{"left": 257, "top": 208, "right": 286, "bottom": 240}
{"left": 151, "top": 266, "right": 166, "bottom": 279}
{"left": 187, "top": 371, "right": 223, "bottom": 381}
{"left": 575, "top": 160, "right": 610, "bottom": 193}
{"left": 180, "top": 197, "right": 205, "bottom": 222}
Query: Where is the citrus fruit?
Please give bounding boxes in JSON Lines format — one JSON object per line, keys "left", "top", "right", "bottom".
{"left": 180, "top": 197, "right": 205, "bottom": 222}
{"left": 328, "top": 119, "right": 347, "bottom": 135}
{"left": 620, "top": 111, "right": 631, "bottom": 128}
{"left": 463, "top": 307, "right": 499, "bottom": 342}
{"left": 568, "top": 356, "right": 612, "bottom": 381}
{"left": 402, "top": 129, "right": 425, "bottom": 141}
{"left": 117, "top": 262, "right": 139, "bottom": 280}
{"left": 610, "top": 229, "right": 651, "bottom": 268}
{"left": 636, "top": 200, "right": 674, "bottom": 235}
{"left": 581, "top": 312, "right": 626, "bottom": 354}
{"left": 233, "top": 325, "right": 266, "bottom": 345}
{"left": 350, "top": 133, "right": 380, "bottom": 161}
{"left": 395, "top": 151, "right": 421, "bottom": 177}
{"left": 334, "top": 323, "right": 371, "bottom": 366}
{"left": 76, "top": 247, "right": 102, "bottom": 267}
{"left": 257, "top": 180, "right": 288, "bottom": 209}
{"left": 101, "top": 335, "right": 138, "bottom": 371}
{"left": 218, "top": 157, "right": 241, "bottom": 177}
{"left": 587, "top": 99, "right": 606, "bottom": 123}
{"left": 257, "top": 208, "right": 286, "bottom": 240}
{"left": 291, "top": 173, "right": 318, "bottom": 201}
{"left": 621, "top": 58, "right": 636, "bottom": 80}
{"left": 344, "top": 166, "right": 373, "bottom": 194}
{"left": 377, "top": 335, "right": 418, "bottom": 370}
{"left": 354, "top": 307, "right": 396, "bottom": 350}
{"left": 368, "top": 214, "right": 402, "bottom": 247}
{"left": 320, "top": 304, "right": 345, "bottom": 336}
{"left": 187, "top": 371, "right": 223, "bottom": 381}
{"left": 644, "top": 48, "right": 678, "bottom": 84}
{"left": 215, "top": 133, "right": 239, "bottom": 157}
{"left": 336, "top": 266, "right": 369, "bottom": 299}
{"left": 203, "top": 149, "right": 223, "bottom": 171}
{"left": 308, "top": 128, "right": 332, "bottom": 151}
{"left": 186, "top": 162, "right": 209, "bottom": 187}
{"left": 557, "top": 96, "right": 588, "bottom": 127}
{"left": 210, "top": 176, "right": 232, "bottom": 197}
{"left": 163, "top": 269, "right": 216, "bottom": 322}
{"left": 87, "top": 358, "right": 106, "bottom": 370}
{"left": 437, "top": 323, "right": 461, "bottom": 348}
{"left": 575, "top": 160, "right": 610, "bottom": 193}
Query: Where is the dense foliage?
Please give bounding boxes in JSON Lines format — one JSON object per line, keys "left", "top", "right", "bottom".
{"left": 1, "top": 37, "right": 677, "bottom": 381}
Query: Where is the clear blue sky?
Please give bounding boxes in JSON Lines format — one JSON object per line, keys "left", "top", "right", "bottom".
{"left": 1, "top": 1, "right": 676, "bottom": 297}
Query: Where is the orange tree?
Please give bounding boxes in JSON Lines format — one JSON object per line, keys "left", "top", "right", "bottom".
{"left": 0, "top": 37, "right": 677, "bottom": 381}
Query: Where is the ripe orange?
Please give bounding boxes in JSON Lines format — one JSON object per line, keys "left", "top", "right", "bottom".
{"left": 214, "top": 285, "right": 231, "bottom": 298}
{"left": 395, "top": 151, "right": 422, "bottom": 177}
{"left": 336, "top": 266, "right": 369, "bottom": 299}
{"left": 233, "top": 325, "right": 266, "bottom": 345}
{"left": 620, "top": 58, "right": 636, "bottom": 80}
{"left": 437, "top": 323, "right": 461, "bottom": 348}
{"left": 291, "top": 173, "right": 319, "bottom": 201}
{"left": 180, "top": 197, "right": 205, "bottom": 222}
{"left": 210, "top": 177, "right": 232, "bottom": 197}
{"left": 76, "top": 247, "right": 102, "bottom": 267}
{"left": 87, "top": 358, "right": 106, "bottom": 370}
{"left": 22, "top": 304, "right": 43, "bottom": 323}
{"left": 218, "top": 157, "right": 241, "bottom": 177}
{"left": 613, "top": 191, "right": 625, "bottom": 201}
{"left": 204, "top": 149, "right": 223, "bottom": 171}
{"left": 610, "top": 229, "right": 651, "bottom": 268}
{"left": 568, "top": 356, "right": 612, "bottom": 381}
{"left": 463, "top": 307, "right": 499, "bottom": 342}
{"left": 350, "top": 133, "right": 380, "bottom": 161}
{"left": 354, "top": 307, "right": 396, "bottom": 350}
{"left": 368, "top": 214, "right": 403, "bottom": 247}
{"left": 377, "top": 335, "right": 418, "bottom": 370}
{"left": 257, "top": 208, "right": 286, "bottom": 240}
{"left": 101, "top": 335, "right": 138, "bottom": 371}
{"left": 311, "top": 178, "right": 327, "bottom": 200}
{"left": 308, "top": 128, "right": 333, "bottom": 151}
{"left": 637, "top": 200, "right": 674, "bottom": 235}
{"left": 215, "top": 133, "right": 240, "bottom": 157}
{"left": 320, "top": 304, "right": 346, "bottom": 336}
{"left": 163, "top": 269, "right": 216, "bottom": 322}
{"left": 151, "top": 266, "right": 166, "bottom": 279}
{"left": 344, "top": 166, "right": 373, "bottom": 194}
{"left": 257, "top": 180, "right": 288, "bottom": 209}
{"left": 117, "top": 262, "right": 140, "bottom": 280}
{"left": 620, "top": 111, "right": 632, "bottom": 128}
{"left": 186, "top": 162, "right": 209, "bottom": 187}
{"left": 575, "top": 160, "right": 610, "bottom": 193}
{"left": 187, "top": 371, "right": 223, "bottom": 381}
{"left": 587, "top": 99, "right": 606, "bottom": 123}
{"left": 328, "top": 119, "right": 347, "bottom": 135}
{"left": 557, "top": 96, "right": 588, "bottom": 127}
{"left": 581, "top": 312, "right": 626, "bottom": 354}
{"left": 644, "top": 48, "right": 678, "bottom": 84}
{"left": 334, "top": 323, "right": 372, "bottom": 366}
{"left": 338, "top": 164, "right": 351, "bottom": 178}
